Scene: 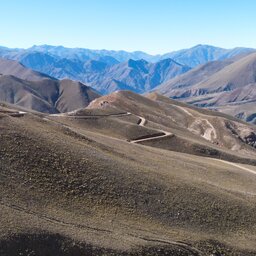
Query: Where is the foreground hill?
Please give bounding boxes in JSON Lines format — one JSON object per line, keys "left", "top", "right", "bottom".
{"left": 0, "top": 58, "right": 100, "bottom": 113}
{"left": 1, "top": 92, "right": 256, "bottom": 255}
{"left": 156, "top": 52, "right": 256, "bottom": 123}
{"left": 87, "top": 91, "right": 256, "bottom": 157}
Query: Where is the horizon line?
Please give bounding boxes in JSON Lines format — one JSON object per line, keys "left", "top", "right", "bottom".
{"left": 1, "top": 43, "right": 255, "bottom": 56}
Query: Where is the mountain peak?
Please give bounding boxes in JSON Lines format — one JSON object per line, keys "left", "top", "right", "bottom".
{"left": 127, "top": 59, "right": 149, "bottom": 71}
{"left": 128, "top": 58, "right": 148, "bottom": 64}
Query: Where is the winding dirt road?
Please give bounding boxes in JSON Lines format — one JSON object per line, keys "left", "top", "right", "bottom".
{"left": 137, "top": 116, "right": 147, "bottom": 126}
{"left": 51, "top": 112, "right": 132, "bottom": 119}
{"left": 45, "top": 112, "right": 256, "bottom": 179}
{"left": 129, "top": 114, "right": 173, "bottom": 143}
{"left": 211, "top": 158, "right": 256, "bottom": 176}
{"left": 3, "top": 111, "right": 27, "bottom": 117}
{"left": 50, "top": 112, "right": 173, "bottom": 144}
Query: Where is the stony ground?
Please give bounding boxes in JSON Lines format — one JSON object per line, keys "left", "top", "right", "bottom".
{"left": 1, "top": 100, "right": 256, "bottom": 255}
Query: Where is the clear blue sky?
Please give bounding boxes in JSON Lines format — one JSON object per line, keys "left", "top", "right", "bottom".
{"left": 0, "top": 0, "right": 256, "bottom": 54}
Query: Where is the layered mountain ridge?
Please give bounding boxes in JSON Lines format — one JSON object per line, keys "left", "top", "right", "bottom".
{"left": 1, "top": 44, "right": 256, "bottom": 123}
{"left": 0, "top": 44, "right": 254, "bottom": 95}
{"left": 156, "top": 52, "right": 256, "bottom": 124}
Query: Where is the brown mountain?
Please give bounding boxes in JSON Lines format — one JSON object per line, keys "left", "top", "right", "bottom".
{"left": 0, "top": 58, "right": 53, "bottom": 81}
{"left": 156, "top": 52, "right": 256, "bottom": 123}
{"left": 0, "top": 58, "right": 100, "bottom": 113}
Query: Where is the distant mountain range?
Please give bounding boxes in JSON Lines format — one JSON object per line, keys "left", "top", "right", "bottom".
{"left": 1, "top": 44, "right": 254, "bottom": 65}
{"left": 82, "top": 58, "right": 190, "bottom": 94}
{"left": 0, "top": 44, "right": 256, "bottom": 124}
{"left": 161, "top": 44, "right": 255, "bottom": 67}
{"left": 0, "top": 44, "right": 254, "bottom": 94}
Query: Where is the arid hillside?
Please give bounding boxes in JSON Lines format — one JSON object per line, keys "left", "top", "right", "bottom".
{"left": 0, "top": 58, "right": 53, "bottom": 81}
{"left": 0, "top": 58, "right": 100, "bottom": 113}
{"left": 1, "top": 91, "right": 256, "bottom": 255}
{"left": 87, "top": 91, "right": 256, "bottom": 159}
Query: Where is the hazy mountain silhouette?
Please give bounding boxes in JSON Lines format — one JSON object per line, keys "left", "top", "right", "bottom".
{"left": 162, "top": 44, "right": 255, "bottom": 67}
{"left": 0, "top": 44, "right": 254, "bottom": 95}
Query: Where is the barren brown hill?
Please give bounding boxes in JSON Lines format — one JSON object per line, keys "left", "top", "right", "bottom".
{"left": 156, "top": 53, "right": 256, "bottom": 123}
{"left": 1, "top": 92, "right": 256, "bottom": 255}
{"left": 0, "top": 58, "right": 53, "bottom": 81}
{"left": 0, "top": 73, "right": 100, "bottom": 113}
{"left": 87, "top": 91, "right": 256, "bottom": 159}
{"left": 0, "top": 58, "right": 100, "bottom": 113}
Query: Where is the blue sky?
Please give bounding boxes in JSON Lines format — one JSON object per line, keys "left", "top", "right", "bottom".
{"left": 0, "top": 0, "right": 256, "bottom": 54}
